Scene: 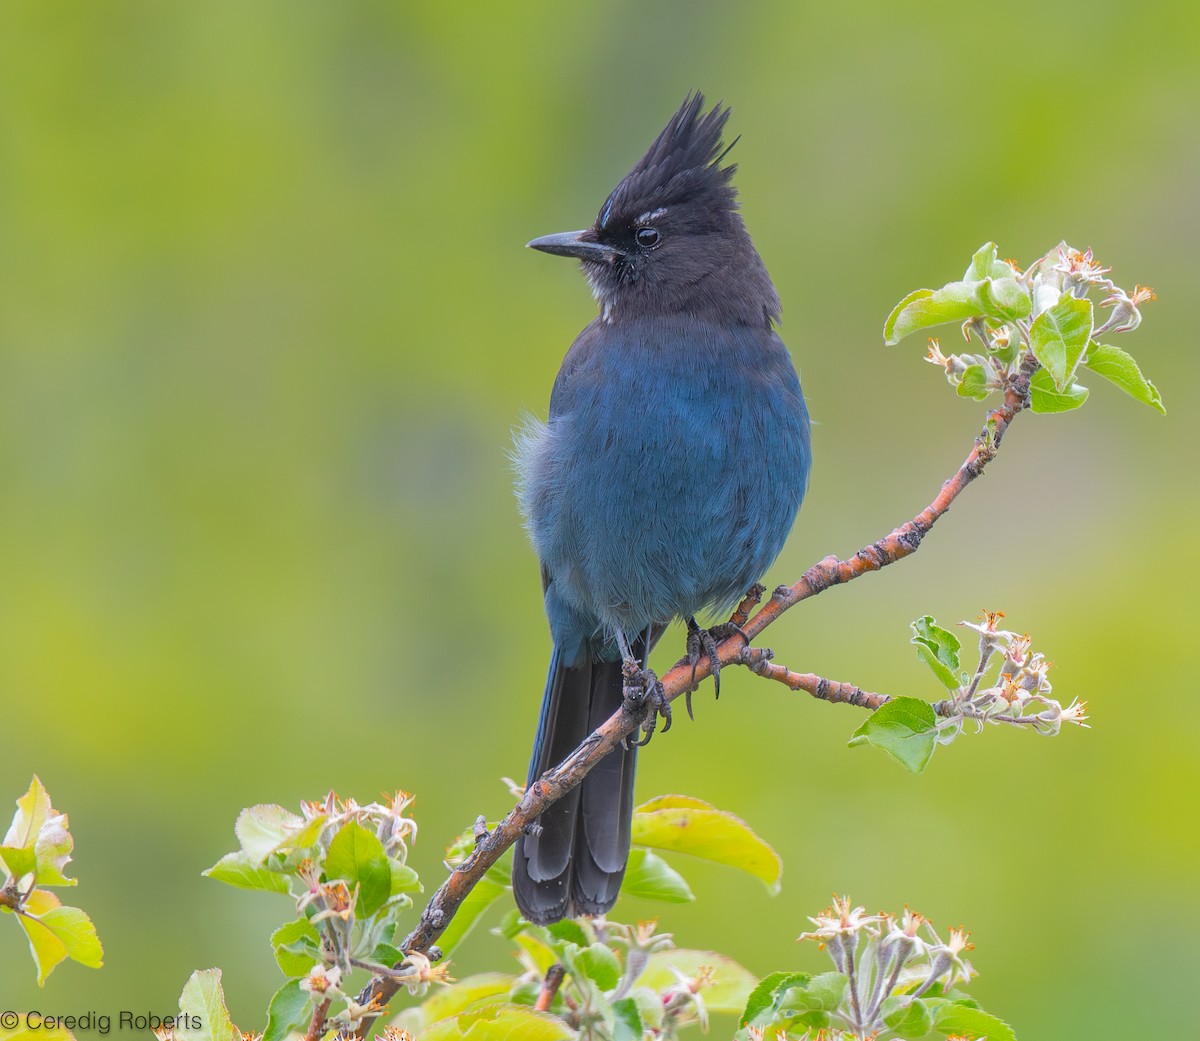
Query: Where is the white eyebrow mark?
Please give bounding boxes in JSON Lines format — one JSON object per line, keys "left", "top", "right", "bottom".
{"left": 636, "top": 207, "right": 667, "bottom": 224}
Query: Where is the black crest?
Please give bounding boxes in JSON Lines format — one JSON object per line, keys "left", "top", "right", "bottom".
{"left": 597, "top": 93, "right": 738, "bottom": 231}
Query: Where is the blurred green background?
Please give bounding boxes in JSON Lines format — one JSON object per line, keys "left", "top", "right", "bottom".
{"left": 1, "top": 1, "right": 1196, "bottom": 1037}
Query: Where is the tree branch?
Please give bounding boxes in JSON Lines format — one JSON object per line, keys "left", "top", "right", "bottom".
{"left": 739, "top": 646, "right": 890, "bottom": 710}
{"left": 534, "top": 963, "right": 567, "bottom": 1012}
{"left": 305, "top": 999, "right": 330, "bottom": 1041}
{"left": 348, "top": 360, "right": 1035, "bottom": 1034}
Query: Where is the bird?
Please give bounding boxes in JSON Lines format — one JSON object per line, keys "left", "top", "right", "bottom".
{"left": 511, "top": 93, "right": 811, "bottom": 925}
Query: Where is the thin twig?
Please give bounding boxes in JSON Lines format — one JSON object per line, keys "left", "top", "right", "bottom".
{"left": 741, "top": 647, "right": 972, "bottom": 719}
{"left": 740, "top": 647, "right": 891, "bottom": 710}
{"left": 348, "top": 956, "right": 417, "bottom": 981}
{"left": 844, "top": 936, "right": 865, "bottom": 1031}
{"left": 964, "top": 645, "right": 996, "bottom": 700}
{"left": 304, "top": 999, "right": 330, "bottom": 1041}
{"left": 535, "top": 963, "right": 567, "bottom": 1012}
{"left": 348, "top": 361, "right": 1036, "bottom": 1035}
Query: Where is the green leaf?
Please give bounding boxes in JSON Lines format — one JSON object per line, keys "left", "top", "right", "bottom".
{"left": 911, "top": 615, "right": 962, "bottom": 689}
{"left": 324, "top": 821, "right": 391, "bottom": 917}
{"left": 271, "top": 919, "right": 320, "bottom": 978}
{"left": 796, "top": 971, "right": 849, "bottom": 1011}
{"left": 437, "top": 873, "right": 508, "bottom": 958}
{"left": 882, "top": 995, "right": 934, "bottom": 1036}
{"left": 234, "top": 805, "right": 307, "bottom": 863}
{"left": 371, "top": 941, "right": 405, "bottom": 967}
{"left": 964, "top": 242, "right": 1016, "bottom": 282}
{"left": 630, "top": 795, "right": 782, "bottom": 894}
{"left": 965, "top": 242, "right": 1000, "bottom": 281}
{"left": 264, "top": 980, "right": 310, "bottom": 1041}
{"left": 546, "top": 918, "right": 590, "bottom": 948}
{"left": 639, "top": 949, "right": 757, "bottom": 1013}
{"left": 884, "top": 285, "right": 981, "bottom": 344}
{"left": 741, "top": 971, "right": 812, "bottom": 1025}
{"left": 178, "top": 968, "right": 239, "bottom": 1041}
{"left": 626, "top": 986, "right": 664, "bottom": 1031}
{"left": 1030, "top": 295, "right": 1092, "bottom": 389}
{"left": 955, "top": 364, "right": 993, "bottom": 401}
{"left": 271, "top": 917, "right": 319, "bottom": 947}
{"left": 621, "top": 848, "right": 694, "bottom": 903}
{"left": 203, "top": 852, "right": 289, "bottom": 894}
{"left": 978, "top": 276, "right": 1031, "bottom": 320}
{"left": 1083, "top": 342, "right": 1165, "bottom": 413}
{"left": 611, "top": 997, "right": 643, "bottom": 1041}
{"left": 272, "top": 945, "right": 318, "bottom": 979}
{"left": 391, "top": 861, "right": 422, "bottom": 894}
{"left": 849, "top": 697, "right": 938, "bottom": 773}
{"left": 884, "top": 263, "right": 1029, "bottom": 345}
{"left": 1030, "top": 368, "right": 1089, "bottom": 414}
{"left": 574, "top": 942, "right": 621, "bottom": 991}
{"left": 884, "top": 289, "right": 935, "bottom": 343}
{"left": 740, "top": 971, "right": 847, "bottom": 1032}
{"left": 419, "top": 1003, "right": 574, "bottom": 1041}
{"left": 934, "top": 1001, "right": 1017, "bottom": 1041}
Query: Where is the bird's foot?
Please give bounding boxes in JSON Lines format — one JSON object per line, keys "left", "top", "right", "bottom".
{"left": 622, "top": 659, "right": 670, "bottom": 746}
{"left": 683, "top": 617, "right": 751, "bottom": 718}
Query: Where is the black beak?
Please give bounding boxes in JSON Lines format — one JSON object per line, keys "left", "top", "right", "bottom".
{"left": 527, "top": 229, "right": 623, "bottom": 263}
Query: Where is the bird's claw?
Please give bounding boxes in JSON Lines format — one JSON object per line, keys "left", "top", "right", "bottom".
{"left": 685, "top": 618, "right": 750, "bottom": 707}
{"left": 622, "top": 660, "right": 670, "bottom": 746}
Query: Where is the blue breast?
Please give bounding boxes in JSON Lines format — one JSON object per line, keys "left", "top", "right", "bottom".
{"left": 516, "top": 315, "right": 810, "bottom": 665}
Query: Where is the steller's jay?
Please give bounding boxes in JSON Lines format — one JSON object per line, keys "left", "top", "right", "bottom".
{"left": 511, "top": 94, "right": 811, "bottom": 924}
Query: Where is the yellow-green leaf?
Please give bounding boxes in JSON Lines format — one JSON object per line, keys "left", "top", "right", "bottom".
{"left": 419, "top": 1003, "right": 573, "bottom": 1041}
{"left": 391, "top": 973, "right": 516, "bottom": 1034}
{"left": 433, "top": 874, "right": 508, "bottom": 959}
{"left": 4, "top": 777, "right": 53, "bottom": 850}
{"left": 38, "top": 907, "right": 102, "bottom": 969}
{"left": 513, "top": 931, "right": 559, "bottom": 977}
{"left": 0, "top": 1018, "right": 76, "bottom": 1041}
{"left": 16, "top": 889, "right": 67, "bottom": 985}
{"left": 631, "top": 796, "right": 781, "bottom": 894}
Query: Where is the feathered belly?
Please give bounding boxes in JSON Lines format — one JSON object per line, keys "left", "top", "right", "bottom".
{"left": 518, "top": 387, "right": 808, "bottom": 640}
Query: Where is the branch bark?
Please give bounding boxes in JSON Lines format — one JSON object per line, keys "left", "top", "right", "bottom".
{"left": 349, "top": 359, "right": 1035, "bottom": 1034}
{"left": 305, "top": 999, "right": 330, "bottom": 1041}
{"left": 534, "top": 963, "right": 567, "bottom": 1012}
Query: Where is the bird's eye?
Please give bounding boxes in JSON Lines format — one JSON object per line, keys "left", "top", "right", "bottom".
{"left": 635, "top": 227, "right": 662, "bottom": 249}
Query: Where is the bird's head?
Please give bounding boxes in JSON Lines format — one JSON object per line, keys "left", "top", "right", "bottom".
{"left": 528, "top": 93, "right": 780, "bottom": 326}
